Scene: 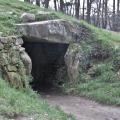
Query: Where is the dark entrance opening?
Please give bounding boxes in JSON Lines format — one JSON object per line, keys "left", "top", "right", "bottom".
{"left": 23, "top": 41, "right": 69, "bottom": 92}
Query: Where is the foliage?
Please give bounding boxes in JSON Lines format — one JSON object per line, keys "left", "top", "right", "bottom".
{"left": 0, "top": 0, "right": 120, "bottom": 107}
{"left": 63, "top": 47, "right": 120, "bottom": 105}
{"left": 35, "top": 12, "right": 59, "bottom": 21}
{"left": 0, "top": 78, "right": 75, "bottom": 120}
{"left": 113, "top": 53, "right": 120, "bottom": 72}
{"left": 0, "top": 0, "right": 41, "bottom": 36}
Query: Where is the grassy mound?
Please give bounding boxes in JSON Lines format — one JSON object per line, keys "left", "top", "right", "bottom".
{"left": 62, "top": 26, "right": 120, "bottom": 105}
{"left": 0, "top": 1, "right": 75, "bottom": 119}
{"left": 0, "top": 0, "right": 120, "bottom": 107}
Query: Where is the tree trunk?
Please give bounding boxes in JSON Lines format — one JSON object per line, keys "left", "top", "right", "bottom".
{"left": 36, "top": 0, "right": 40, "bottom": 6}
{"left": 82, "top": 0, "right": 85, "bottom": 20}
{"left": 87, "top": 0, "right": 91, "bottom": 23}
{"left": 117, "top": 0, "right": 120, "bottom": 14}
{"left": 75, "top": 0, "right": 80, "bottom": 19}
{"left": 102, "top": 0, "right": 105, "bottom": 28}
{"left": 54, "top": 0, "right": 57, "bottom": 11}
{"left": 60, "top": 0, "right": 64, "bottom": 12}
{"left": 96, "top": 0, "right": 101, "bottom": 27}
{"left": 113, "top": 0, "right": 116, "bottom": 30}
{"left": 104, "top": 0, "right": 108, "bottom": 28}
{"left": 45, "top": 0, "right": 49, "bottom": 8}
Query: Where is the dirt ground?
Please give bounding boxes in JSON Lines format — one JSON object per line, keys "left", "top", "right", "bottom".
{"left": 42, "top": 93, "right": 120, "bottom": 120}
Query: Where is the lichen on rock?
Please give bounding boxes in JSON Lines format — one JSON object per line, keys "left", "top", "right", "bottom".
{"left": 0, "top": 36, "right": 32, "bottom": 89}
{"left": 64, "top": 43, "right": 84, "bottom": 81}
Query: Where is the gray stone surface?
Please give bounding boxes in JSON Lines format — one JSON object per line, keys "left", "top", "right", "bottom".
{"left": 16, "top": 19, "right": 86, "bottom": 82}
{"left": 15, "top": 37, "right": 23, "bottom": 45}
{"left": 0, "top": 36, "right": 32, "bottom": 88}
{"left": 20, "top": 12, "right": 35, "bottom": 23}
{"left": 65, "top": 43, "right": 83, "bottom": 81}
{"left": 16, "top": 19, "right": 76, "bottom": 43}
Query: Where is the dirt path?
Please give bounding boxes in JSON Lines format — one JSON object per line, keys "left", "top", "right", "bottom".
{"left": 42, "top": 93, "right": 120, "bottom": 120}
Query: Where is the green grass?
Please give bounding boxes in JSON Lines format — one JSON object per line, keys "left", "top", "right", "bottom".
{"left": 0, "top": 0, "right": 120, "bottom": 108}
{"left": 0, "top": 0, "right": 120, "bottom": 45}
{"left": 54, "top": 11, "right": 120, "bottom": 106}
{"left": 63, "top": 60, "right": 120, "bottom": 106}
{"left": 0, "top": 78, "right": 75, "bottom": 120}
{"left": 64, "top": 80, "right": 120, "bottom": 106}
{"left": 0, "top": 0, "right": 42, "bottom": 36}
{"left": 0, "top": 1, "right": 76, "bottom": 119}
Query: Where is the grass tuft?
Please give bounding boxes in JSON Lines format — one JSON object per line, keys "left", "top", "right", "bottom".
{"left": 0, "top": 78, "right": 75, "bottom": 120}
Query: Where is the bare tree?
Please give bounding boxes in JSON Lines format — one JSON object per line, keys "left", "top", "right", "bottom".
{"left": 36, "top": 0, "right": 40, "bottom": 6}
{"left": 101, "top": 0, "right": 105, "bottom": 28}
{"left": 44, "top": 0, "right": 50, "bottom": 8}
{"left": 117, "top": 0, "right": 120, "bottom": 14}
{"left": 23, "top": 0, "right": 120, "bottom": 32}
{"left": 112, "top": 0, "right": 116, "bottom": 30}
{"left": 96, "top": 0, "right": 101, "bottom": 27}
{"left": 103, "top": 0, "right": 108, "bottom": 28}
{"left": 54, "top": 0, "right": 57, "bottom": 11}
{"left": 75, "top": 0, "right": 80, "bottom": 19}
{"left": 87, "top": 0, "right": 91, "bottom": 22}
{"left": 82, "top": 0, "right": 86, "bottom": 20}
{"left": 60, "top": 0, "right": 64, "bottom": 12}
{"left": 86, "top": 0, "right": 94, "bottom": 23}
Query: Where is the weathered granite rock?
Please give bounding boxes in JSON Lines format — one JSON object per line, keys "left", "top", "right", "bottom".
{"left": 15, "top": 37, "right": 23, "bottom": 45}
{"left": 0, "top": 36, "right": 32, "bottom": 88}
{"left": 19, "top": 47, "right": 32, "bottom": 75}
{"left": 7, "top": 65, "right": 17, "bottom": 72}
{"left": 65, "top": 43, "right": 83, "bottom": 81}
{"left": 16, "top": 19, "right": 77, "bottom": 43}
{"left": 7, "top": 72, "right": 23, "bottom": 89}
{"left": 0, "top": 18, "right": 93, "bottom": 85}
{"left": 16, "top": 19, "right": 90, "bottom": 82}
{"left": 20, "top": 12, "right": 35, "bottom": 23}
{"left": 0, "top": 37, "right": 9, "bottom": 44}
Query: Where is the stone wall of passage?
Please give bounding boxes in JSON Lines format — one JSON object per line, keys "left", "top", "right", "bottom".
{"left": 0, "top": 36, "right": 32, "bottom": 89}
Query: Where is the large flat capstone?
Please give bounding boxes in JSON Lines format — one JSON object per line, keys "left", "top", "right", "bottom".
{"left": 16, "top": 19, "right": 76, "bottom": 43}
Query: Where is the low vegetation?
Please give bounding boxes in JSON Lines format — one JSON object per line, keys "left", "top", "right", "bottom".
{"left": 62, "top": 26, "right": 120, "bottom": 105}
{"left": 0, "top": 78, "right": 75, "bottom": 120}
{"left": 0, "top": 1, "right": 76, "bottom": 119}
{"left": 0, "top": 0, "right": 120, "bottom": 117}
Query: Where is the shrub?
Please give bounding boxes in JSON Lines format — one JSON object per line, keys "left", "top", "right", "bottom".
{"left": 113, "top": 55, "right": 120, "bottom": 72}
{"left": 87, "top": 63, "right": 113, "bottom": 78}
{"left": 90, "top": 40, "right": 114, "bottom": 60}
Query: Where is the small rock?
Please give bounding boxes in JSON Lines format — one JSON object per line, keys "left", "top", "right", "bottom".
{"left": 19, "top": 47, "right": 25, "bottom": 52}
{"left": 7, "top": 65, "right": 17, "bottom": 72}
{"left": 65, "top": 43, "right": 83, "bottom": 81}
{"left": 0, "top": 37, "right": 8, "bottom": 44}
{"left": 20, "top": 50, "right": 32, "bottom": 75}
{"left": 15, "top": 38, "right": 23, "bottom": 45}
{"left": 20, "top": 12, "right": 35, "bottom": 23}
